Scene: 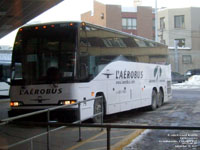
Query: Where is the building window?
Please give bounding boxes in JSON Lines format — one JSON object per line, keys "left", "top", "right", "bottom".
{"left": 160, "top": 17, "right": 165, "bottom": 29}
{"left": 101, "top": 13, "right": 104, "bottom": 19}
{"left": 175, "top": 39, "right": 185, "bottom": 47}
{"left": 182, "top": 55, "right": 192, "bottom": 64}
{"left": 160, "top": 39, "right": 166, "bottom": 44}
{"left": 174, "top": 15, "right": 185, "bottom": 28}
{"left": 122, "top": 18, "right": 137, "bottom": 30}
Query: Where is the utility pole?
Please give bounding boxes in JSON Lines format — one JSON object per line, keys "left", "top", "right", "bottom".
{"left": 155, "top": 0, "right": 158, "bottom": 42}
{"left": 174, "top": 40, "right": 179, "bottom": 72}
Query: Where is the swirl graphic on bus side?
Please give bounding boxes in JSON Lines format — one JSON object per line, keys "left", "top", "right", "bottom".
{"left": 154, "top": 66, "right": 162, "bottom": 80}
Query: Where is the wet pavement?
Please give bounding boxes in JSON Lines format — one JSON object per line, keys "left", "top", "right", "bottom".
{"left": 0, "top": 89, "right": 200, "bottom": 150}
{"left": 0, "top": 123, "right": 144, "bottom": 150}
{"left": 122, "top": 89, "right": 200, "bottom": 150}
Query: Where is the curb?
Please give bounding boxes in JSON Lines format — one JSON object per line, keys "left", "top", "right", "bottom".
{"left": 112, "top": 129, "right": 145, "bottom": 150}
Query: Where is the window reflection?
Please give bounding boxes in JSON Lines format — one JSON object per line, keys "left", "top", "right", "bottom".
{"left": 79, "top": 24, "right": 168, "bottom": 80}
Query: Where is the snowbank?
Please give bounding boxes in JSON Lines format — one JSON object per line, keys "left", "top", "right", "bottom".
{"left": 172, "top": 75, "right": 200, "bottom": 89}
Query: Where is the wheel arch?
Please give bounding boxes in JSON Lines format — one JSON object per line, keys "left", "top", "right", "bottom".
{"left": 152, "top": 87, "right": 158, "bottom": 93}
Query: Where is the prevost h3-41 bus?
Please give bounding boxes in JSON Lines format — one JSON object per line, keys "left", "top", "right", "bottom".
{"left": 9, "top": 21, "right": 172, "bottom": 122}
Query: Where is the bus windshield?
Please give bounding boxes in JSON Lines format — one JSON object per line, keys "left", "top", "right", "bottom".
{"left": 11, "top": 23, "right": 77, "bottom": 85}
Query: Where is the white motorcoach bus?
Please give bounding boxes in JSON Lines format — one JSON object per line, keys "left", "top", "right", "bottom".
{"left": 9, "top": 22, "right": 172, "bottom": 122}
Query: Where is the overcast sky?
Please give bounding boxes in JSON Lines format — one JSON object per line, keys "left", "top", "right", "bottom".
{"left": 1, "top": 0, "right": 200, "bottom": 46}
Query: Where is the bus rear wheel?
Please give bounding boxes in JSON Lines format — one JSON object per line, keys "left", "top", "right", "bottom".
{"left": 157, "top": 90, "right": 164, "bottom": 107}
{"left": 150, "top": 90, "right": 157, "bottom": 110}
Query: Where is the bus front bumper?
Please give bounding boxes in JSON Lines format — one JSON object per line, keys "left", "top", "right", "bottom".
{"left": 8, "top": 107, "right": 79, "bottom": 122}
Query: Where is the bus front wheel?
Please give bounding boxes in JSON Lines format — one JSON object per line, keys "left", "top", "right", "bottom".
{"left": 93, "top": 97, "right": 104, "bottom": 123}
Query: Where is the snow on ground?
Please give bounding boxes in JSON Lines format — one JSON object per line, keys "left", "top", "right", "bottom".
{"left": 172, "top": 75, "right": 200, "bottom": 89}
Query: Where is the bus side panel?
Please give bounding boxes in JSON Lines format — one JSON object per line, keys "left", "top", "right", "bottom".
{"left": 95, "top": 61, "right": 172, "bottom": 114}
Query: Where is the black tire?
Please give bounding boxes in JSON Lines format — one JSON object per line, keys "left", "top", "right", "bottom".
{"left": 157, "top": 90, "right": 164, "bottom": 107}
{"left": 93, "top": 98, "right": 103, "bottom": 123}
{"left": 150, "top": 90, "right": 157, "bottom": 110}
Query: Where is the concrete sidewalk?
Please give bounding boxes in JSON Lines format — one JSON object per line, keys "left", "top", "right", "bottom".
{"left": 0, "top": 124, "right": 144, "bottom": 150}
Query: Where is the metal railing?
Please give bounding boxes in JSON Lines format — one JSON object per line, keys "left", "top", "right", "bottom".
{"left": 43, "top": 123, "right": 200, "bottom": 150}
{"left": 0, "top": 99, "right": 10, "bottom": 103}
{"left": 1, "top": 97, "right": 200, "bottom": 150}
{"left": 0, "top": 96, "right": 104, "bottom": 150}
{"left": 3, "top": 121, "right": 200, "bottom": 150}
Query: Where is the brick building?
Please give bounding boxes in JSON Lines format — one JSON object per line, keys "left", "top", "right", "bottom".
{"left": 81, "top": 0, "right": 155, "bottom": 40}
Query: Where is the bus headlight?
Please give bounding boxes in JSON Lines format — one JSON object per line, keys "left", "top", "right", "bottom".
{"left": 10, "top": 101, "right": 23, "bottom": 107}
{"left": 59, "top": 100, "right": 77, "bottom": 105}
